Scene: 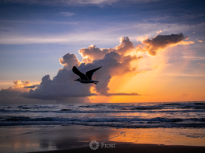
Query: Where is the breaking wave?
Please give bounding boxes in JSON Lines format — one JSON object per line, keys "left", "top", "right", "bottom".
{"left": 0, "top": 102, "right": 205, "bottom": 128}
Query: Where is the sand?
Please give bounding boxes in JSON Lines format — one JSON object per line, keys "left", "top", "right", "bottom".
{"left": 30, "top": 142, "right": 205, "bottom": 153}
{"left": 1, "top": 125, "right": 205, "bottom": 153}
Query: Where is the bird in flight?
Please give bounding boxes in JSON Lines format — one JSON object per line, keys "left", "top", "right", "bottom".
{"left": 72, "top": 66, "right": 102, "bottom": 84}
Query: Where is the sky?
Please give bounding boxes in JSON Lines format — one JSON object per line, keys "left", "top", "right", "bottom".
{"left": 0, "top": 0, "right": 205, "bottom": 104}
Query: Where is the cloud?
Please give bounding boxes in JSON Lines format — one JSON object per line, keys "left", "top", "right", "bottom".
{"left": 115, "top": 37, "right": 134, "bottom": 54}
{"left": 79, "top": 37, "right": 134, "bottom": 63}
{"left": 13, "top": 80, "right": 31, "bottom": 88}
{"left": 100, "top": 92, "right": 139, "bottom": 96}
{"left": 0, "top": 31, "right": 117, "bottom": 45}
{"left": 197, "top": 40, "right": 203, "bottom": 43}
{"left": 0, "top": 22, "right": 200, "bottom": 45}
{"left": 156, "top": 30, "right": 162, "bottom": 34}
{"left": 0, "top": 80, "right": 45, "bottom": 104}
{"left": 79, "top": 45, "right": 110, "bottom": 63}
{"left": 22, "top": 73, "right": 92, "bottom": 100}
{"left": 22, "top": 37, "right": 142, "bottom": 100}
{"left": 182, "top": 56, "right": 205, "bottom": 61}
{"left": 1, "top": 33, "right": 194, "bottom": 103}
{"left": 0, "top": 0, "right": 162, "bottom": 5}
{"left": 0, "top": 87, "right": 24, "bottom": 103}
{"left": 58, "top": 12, "right": 74, "bottom": 16}
{"left": 143, "top": 14, "right": 205, "bottom": 22}
{"left": 0, "top": 19, "right": 77, "bottom": 25}
{"left": 24, "top": 85, "right": 39, "bottom": 88}
{"left": 0, "top": 0, "right": 120, "bottom": 6}
{"left": 197, "top": 63, "right": 205, "bottom": 67}
{"left": 59, "top": 53, "right": 80, "bottom": 69}
{"left": 136, "top": 33, "right": 194, "bottom": 56}
{"left": 0, "top": 80, "right": 33, "bottom": 93}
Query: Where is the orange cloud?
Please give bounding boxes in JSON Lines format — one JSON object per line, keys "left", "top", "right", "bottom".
{"left": 13, "top": 80, "right": 31, "bottom": 88}
{"left": 2, "top": 33, "right": 196, "bottom": 103}
{"left": 79, "top": 37, "right": 135, "bottom": 64}
{"left": 156, "top": 30, "right": 162, "bottom": 34}
{"left": 4, "top": 80, "right": 34, "bottom": 92}
{"left": 136, "top": 33, "right": 194, "bottom": 56}
{"left": 79, "top": 45, "right": 110, "bottom": 63}
{"left": 197, "top": 63, "right": 205, "bottom": 67}
{"left": 22, "top": 37, "right": 143, "bottom": 100}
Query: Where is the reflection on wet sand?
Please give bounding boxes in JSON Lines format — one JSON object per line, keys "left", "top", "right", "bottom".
{"left": 0, "top": 125, "right": 205, "bottom": 153}
{"left": 109, "top": 128, "right": 205, "bottom": 146}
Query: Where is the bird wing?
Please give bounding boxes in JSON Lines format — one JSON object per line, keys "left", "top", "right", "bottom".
{"left": 72, "top": 66, "right": 89, "bottom": 80}
{"left": 86, "top": 66, "right": 102, "bottom": 80}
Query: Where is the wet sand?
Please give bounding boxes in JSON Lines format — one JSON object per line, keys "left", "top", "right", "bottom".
{"left": 30, "top": 142, "right": 205, "bottom": 153}
{"left": 1, "top": 125, "right": 205, "bottom": 153}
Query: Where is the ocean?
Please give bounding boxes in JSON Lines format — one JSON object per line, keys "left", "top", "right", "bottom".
{"left": 0, "top": 102, "right": 205, "bottom": 152}
{"left": 0, "top": 102, "right": 205, "bottom": 128}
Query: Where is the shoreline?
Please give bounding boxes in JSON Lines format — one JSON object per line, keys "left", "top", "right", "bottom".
{"left": 1, "top": 125, "right": 205, "bottom": 153}
{"left": 29, "top": 142, "right": 205, "bottom": 153}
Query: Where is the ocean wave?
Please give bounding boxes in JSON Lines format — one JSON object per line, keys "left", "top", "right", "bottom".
{"left": 1, "top": 102, "right": 205, "bottom": 113}
{"left": 3, "top": 116, "right": 205, "bottom": 122}
{"left": 0, "top": 116, "right": 205, "bottom": 128}
{"left": 0, "top": 109, "right": 205, "bottom": 114}
{"left": 0, "top": 102, "right": 205, "bottom": 128}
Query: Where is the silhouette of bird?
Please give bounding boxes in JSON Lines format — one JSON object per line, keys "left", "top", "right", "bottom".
{"left": 72, "top": 66, "right": 102, "bottom": 84}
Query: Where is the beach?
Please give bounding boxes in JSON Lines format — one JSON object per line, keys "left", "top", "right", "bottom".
{"left": 31, "top": 143, "right": 205, "bottom": 153}
{"left": 0, "top": 125, "right": 205, "bottom": 153}
{"left": 1, "top": 0, "right": 205, "bottom": 152}
{"left": 0, "top": 102, "right": 205, "bottom": 153}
